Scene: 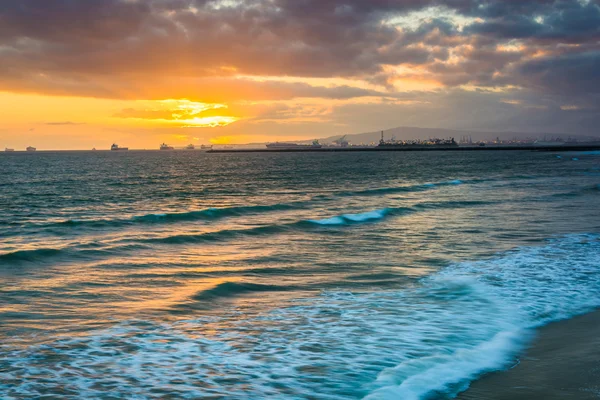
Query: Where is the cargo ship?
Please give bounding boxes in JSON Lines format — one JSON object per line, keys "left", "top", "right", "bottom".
{"left": 266, "top": 140, "right": 322, "bottom": 149}
{"left": 111, "top": 143, "right": 128, "bottom": 151}
{"left": 185, "top": 144, "right": 195, "bottom": 150}
{"left": 4, "top": 148, "right": 14, "bottom": 152}
{"left": 26, "top": 146, "right": 36, "bottom": 152}
{"left": 200, "top": 144, "right": 213, "bottom": 151}
{"left": 160, "top": 143, "right": 174, "bottom": 150}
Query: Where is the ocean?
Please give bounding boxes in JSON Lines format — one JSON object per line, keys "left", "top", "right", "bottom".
{"left": 1, "top": 150, "right": 600, "bottom": 399}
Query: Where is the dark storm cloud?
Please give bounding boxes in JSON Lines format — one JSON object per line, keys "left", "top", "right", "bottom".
{"left": 0, "top": 0, "right": 599, "bottom": 104}
{"left": 516, "top": 51, "right": 600, "bottom": 97}
{"left": 0, "top": 0, "right": 150, "bottom": 45}
{"left": 465, "top": 0, "right": 600, "bottom": 42}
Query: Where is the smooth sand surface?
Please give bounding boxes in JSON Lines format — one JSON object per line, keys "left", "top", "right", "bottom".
{"left": 458, "top": 310, "right": 600, "bottom": 399}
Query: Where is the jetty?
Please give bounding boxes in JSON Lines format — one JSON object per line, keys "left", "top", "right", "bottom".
{"left": 208, "top": 144, "right": 600, "bottom": 153}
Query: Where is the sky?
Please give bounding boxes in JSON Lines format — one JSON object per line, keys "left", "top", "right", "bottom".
{"left": 1, "top": 0, "right": 599, "bottom": 149}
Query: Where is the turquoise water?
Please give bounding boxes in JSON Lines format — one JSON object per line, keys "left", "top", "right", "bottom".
{"left": 1, "top": 151, "right": 600, "bottom": 399}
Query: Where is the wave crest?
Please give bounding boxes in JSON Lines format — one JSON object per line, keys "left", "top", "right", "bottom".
{"left": 191, "top": 281, "right": 295, "bottom": 302}
{"left": 308, "top": 208, "right": 406, "bottom": 225}
{"left": 41, "top": 203, "right": 302, "bottom": 230}
{"left": 0, "top": 248, "right": 63, "bottom": 263}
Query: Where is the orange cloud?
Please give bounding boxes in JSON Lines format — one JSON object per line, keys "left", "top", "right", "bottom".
{"left": 114, "top": 100, "right": 239, "bottom": 127}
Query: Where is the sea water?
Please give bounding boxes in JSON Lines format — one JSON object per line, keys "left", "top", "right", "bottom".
{"left": 1, "top": 150, "right": 600, "bottom": 399}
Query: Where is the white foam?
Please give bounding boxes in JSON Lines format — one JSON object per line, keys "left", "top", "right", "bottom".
{"left": 310, "top": 215, "right": 347, "bottom": 225}
{"left": 310, "top": 209, "right": 389, "bottom": 225}
{"left": 3, "top": 234, "right": 600, "bottom": 399}
{"left": 365, "top": 330, "right": 527, "bottom": 400}
{"left": 343, "top": 209, "right": 388, "bottom": 222}
{"left": 364, "top": 234, "right": 600, "bottom": 399}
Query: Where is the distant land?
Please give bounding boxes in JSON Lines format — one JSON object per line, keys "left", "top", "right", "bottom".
{"left": 312, "top": 127, "right": 600, "bottom": 146}
{"left": 242, "top": 126, "right": 600, "bottom": 147}
{"left": 5, "top": 126, "right": 599, "bottom": 152}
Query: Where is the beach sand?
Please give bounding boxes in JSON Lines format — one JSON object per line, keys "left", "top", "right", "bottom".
{"left": 458, "top": 310, "right": 600, "bottom": 399}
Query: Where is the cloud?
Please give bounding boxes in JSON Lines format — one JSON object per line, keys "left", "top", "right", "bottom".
{"left": 114, "top": 108, "right": 180, "bottom": 120}
{"left": 1, "top": 0, "right": 599, "bottom": 135}
{"left": 44, "top": 121, "right": 86, "bottom": 125}
{"left": 1, "top": 1, "right": 598, "bottom": 95}
{"left": 515, "top": 51, "right": 600, "bottom": 97}
{"left": 0, "top": 72, "right": 391, "bottom": 102}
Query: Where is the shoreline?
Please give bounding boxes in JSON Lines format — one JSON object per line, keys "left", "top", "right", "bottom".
{"left": 457, "top": 309, "right": 600, "bottom": 399}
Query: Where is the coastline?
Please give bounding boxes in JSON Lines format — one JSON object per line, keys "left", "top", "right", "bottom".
{"left": 207, "top": 144, "right": 600, "bottom": 152}
{"left": 3, "top": 144, "right": 600, "bottom": 153}
{"left": 457, "top": 309, "right": 600, "bottom": 399}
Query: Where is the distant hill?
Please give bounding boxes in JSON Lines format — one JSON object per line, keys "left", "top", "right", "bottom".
{"left": 316, "top": 127, "right": 600, "bottom": 145}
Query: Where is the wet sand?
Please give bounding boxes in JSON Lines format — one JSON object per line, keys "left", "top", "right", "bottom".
{"left": 458, "top": 310, "right": 600, "bottom": 399}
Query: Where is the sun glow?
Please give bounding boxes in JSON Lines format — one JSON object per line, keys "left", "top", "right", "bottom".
{"left": 182, "top": 116, "right": 239, "bottom": 127}
{"left": 209, "top": 136, "right": 236, "bottom": 144}
{"left": 115, "top": 99, "right": 241, "bottom": 127}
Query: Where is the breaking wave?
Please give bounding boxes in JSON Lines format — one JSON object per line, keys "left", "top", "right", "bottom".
{"left": 142, "top": 201, "right": 487, "bottom": 244}
{"left": 2, "top": 234, "right": 599, "bottom": 399}
{"left": 11, "top": 178, "right": 490, "bottom": 236}
{"left": 2, "top": 201, "right": 495, "bottom": 264}
{"left": 307, "top": 208, "right": 407, "bottom": 225}
{"left": 189, "top": 282, "right": 298, "bottom": 302}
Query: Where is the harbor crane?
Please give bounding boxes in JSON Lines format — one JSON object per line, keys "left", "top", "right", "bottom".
{"left": 333, "top": 135, "right": 349, "bottom": 147}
